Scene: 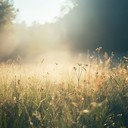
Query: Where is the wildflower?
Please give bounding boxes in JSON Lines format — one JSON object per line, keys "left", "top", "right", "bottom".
{"left": 84, "top": 64, "right": 88, "bottom": 67}
{"left": 90, "top": 102, "right": 97, "bottom": 108}
{"left": 81, "top": 97, "right": 84, "bottom": 102}
{"left": 82, "top": 109, "right": 90, "bottom": 114}
{"left": 96, "top": 47, "right": 102, "bottom": 53}
{"left": 96, "top": 72, "right": 98, "bottom": 75}
{"left": 73, "top": 67, "right": 77, "bottom": 70}
{"left": 126, "top": 77, "right": 128, "bottom": 82}
{"left": 98, "top": 103, "right": 102, "bottom": 107}
{"left": 29, "top": 121, "right": 34, "bottom": 127}
{"left": 32, "top": 111, "right": 42, "bottom": 121}
{"left": 78, "top": 63, "right": 82, "bottom": 66}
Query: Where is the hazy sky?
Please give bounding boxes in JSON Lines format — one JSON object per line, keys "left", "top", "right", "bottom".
{"left": 13, "top": 0, "right": 73, "bottom": 25}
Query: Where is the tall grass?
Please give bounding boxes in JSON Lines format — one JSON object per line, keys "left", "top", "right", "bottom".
{"left": 0, "top": 52, "right": 128, "bottom": 128}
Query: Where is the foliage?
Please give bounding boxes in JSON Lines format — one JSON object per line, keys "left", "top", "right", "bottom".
{"left": 0, "top": 0, "right": 16, "bottom": 28}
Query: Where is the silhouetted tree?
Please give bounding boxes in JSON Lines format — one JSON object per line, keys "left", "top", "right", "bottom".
{"left": 0, "top": 0, "right": 16, "bottom": 29}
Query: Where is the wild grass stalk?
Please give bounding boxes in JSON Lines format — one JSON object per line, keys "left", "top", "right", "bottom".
{"left": 0, "top": 53, "right": 128, "bottom": 127}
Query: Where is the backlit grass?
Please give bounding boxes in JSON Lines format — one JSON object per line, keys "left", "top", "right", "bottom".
{"left": 0, "top": 52, "right": 128, "bottom": 128}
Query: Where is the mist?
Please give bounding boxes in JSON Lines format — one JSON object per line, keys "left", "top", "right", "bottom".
{"left": 0, "top": 0, "right": 128, "bottom": 63}
{"left": 0, "top": 22, "right": 73, "bottom": 63}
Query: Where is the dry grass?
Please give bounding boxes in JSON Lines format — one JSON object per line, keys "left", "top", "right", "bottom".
{"left": 0, "top": 52, "right": 128, "bottom": 128}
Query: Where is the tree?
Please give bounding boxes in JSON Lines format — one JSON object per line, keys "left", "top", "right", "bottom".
{"left": 60, "top": 0, "right": 128, "bottom": 52}
{"left": 0, "top": 0, "right": 16, "bottom": 61}
{"left": 0, "top": 0, "right": 16, "bottom": 28}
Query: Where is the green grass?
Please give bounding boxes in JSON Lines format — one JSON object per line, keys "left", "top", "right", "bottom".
{"left": 0, "top": 55, "right": 128, "bottom": 128}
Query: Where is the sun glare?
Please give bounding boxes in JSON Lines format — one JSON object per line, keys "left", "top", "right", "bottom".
{"left": 14, "top": 0, "right": 73, "bottom": 26}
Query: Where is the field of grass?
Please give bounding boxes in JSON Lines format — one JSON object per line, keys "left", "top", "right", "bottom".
{"left": 0, "top": 52, "right": 128, "bottom": 128}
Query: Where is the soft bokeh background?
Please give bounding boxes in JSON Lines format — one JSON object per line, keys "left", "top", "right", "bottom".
{"left": 0, "top": 0, "right": 128, "bottom": 62}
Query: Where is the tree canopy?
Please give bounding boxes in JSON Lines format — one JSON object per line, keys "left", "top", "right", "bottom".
{"left": 0, "top": 0, "right": 16, "bottom": 28}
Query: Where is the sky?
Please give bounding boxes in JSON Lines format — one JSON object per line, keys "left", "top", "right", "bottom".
{"left": 13, "top": 0, "right": 73, "bottom": 25}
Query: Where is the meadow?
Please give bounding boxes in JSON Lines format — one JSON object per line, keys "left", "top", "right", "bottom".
{"left": 0, "top": 51, "right": 128, "bottom": 128}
